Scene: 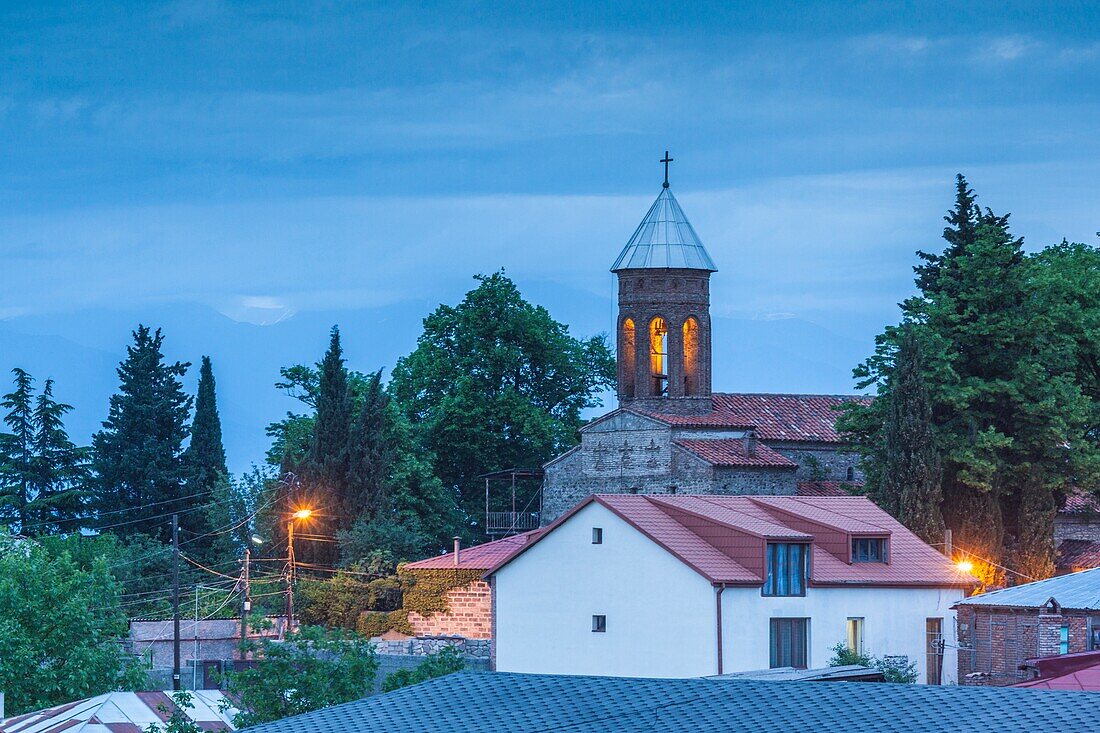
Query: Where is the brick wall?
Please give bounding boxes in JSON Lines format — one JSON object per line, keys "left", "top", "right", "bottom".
{"left": 407, "top": 580, "right": 493, "bottom": 639}
{"left": 957, "top": 605, "right": 1099, "bottom": 686}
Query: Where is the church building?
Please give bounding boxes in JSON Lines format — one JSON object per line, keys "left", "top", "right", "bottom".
{"left": 541, "top": 166, "right": 868, "bottom": 522}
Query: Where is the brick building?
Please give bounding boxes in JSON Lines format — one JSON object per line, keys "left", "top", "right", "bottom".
{"left": 400, "top": 533, "right": 539, "bottom": 640}
{"left": 1056, "top": 490, "right": 1100, "bottom": 574}
{"left": 954, "top": 567, "right": 1100, "bottom": 686}
{"left": 540, "top": 178, "right": 866, "bottom": 522}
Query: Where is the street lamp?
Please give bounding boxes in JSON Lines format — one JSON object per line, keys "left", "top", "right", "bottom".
{"left": 286, "top": 507, "right": 315, "bottom": 634}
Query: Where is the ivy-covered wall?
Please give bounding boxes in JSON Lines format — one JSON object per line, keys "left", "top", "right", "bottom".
{"left": 356, "top": 566, "right": 491, "bottom": 640}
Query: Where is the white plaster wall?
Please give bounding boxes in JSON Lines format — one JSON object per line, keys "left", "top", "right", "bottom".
{"left": 721, "top": 585, "right": 964, "bottom": 684}
{"left": 493, "top": 502, "right": 718, "bottom": 677}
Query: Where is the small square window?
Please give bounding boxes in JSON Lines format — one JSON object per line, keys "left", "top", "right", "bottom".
{"left": 592, "top": 527, "right": 603, "bottom": 544}
{"left": 592, "top": 615, "right": 606, "bottom": 633}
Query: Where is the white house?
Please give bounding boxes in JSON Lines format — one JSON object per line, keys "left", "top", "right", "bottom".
{"left": 487, "top": 494, "right": 973, "bottom": 683}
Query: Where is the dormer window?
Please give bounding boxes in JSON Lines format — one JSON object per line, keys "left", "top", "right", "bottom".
{"left": 763, "top": 543, "right": 808, "bottom": 596}
{"left": 851, "top": 537, "right": 888, "bottom": 563}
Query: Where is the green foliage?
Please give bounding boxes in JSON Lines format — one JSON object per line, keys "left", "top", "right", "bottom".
{"left": 398, "top": 566, "right": 484, "bottom": 618}
{"left": 182, "top": 356, "right": 228, "bottom": 556}
{"left": 92, "top": 326, "right": 193, "bottom": 543}
{"left": 381, "top": 645, "right": 465, "bottom": 693}
{"left": 224, "top": 625, "right": 378, "bottom": 727}
{"left": 0, "top": 532, "right": 147, "bottom": 716}
{"left": 0, "top": 370, "right": 89, "bottom": 534}
{"left": 389, "top": 271, "right": 615, "bottom": 529}
{"left": 356, "top": 609, "right": 413, "bottom": 637}
{"left": 878, "top": 330, "right": 944, "bottom": 543}
{"left": 145, "top": 691, "right": 203, "bottom": 733}
{"left": 827, "top": 642, "right": 917, "bottom": 684}
{"left": 841, "top": 175, "right": 1100, "bottom": 583}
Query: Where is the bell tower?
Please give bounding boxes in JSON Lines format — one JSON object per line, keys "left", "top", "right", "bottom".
{"left": 612, "top": 153, "right": 716, "bottom": 415}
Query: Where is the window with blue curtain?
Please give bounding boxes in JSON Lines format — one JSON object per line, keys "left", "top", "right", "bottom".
{"left": 763, "top": 543, "right": 807, "bottom": 596}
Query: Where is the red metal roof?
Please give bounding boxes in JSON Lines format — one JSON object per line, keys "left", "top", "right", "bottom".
{"left": 483, "top": 494, "right": 972, "bottom": 588}
{"left": 674, "top": 439, "right": 797, "bottom": 468}
{"left": 2, "top": 691, "right": 235, "bottom": 733}
{"left": 797, "top": 481, "right": 863, "bottom": 497}
{"left": 403, "top": 530, "right": 542, "bottom": 570}
{"left": 1014, "top": 664, "right": 1100, "bottom": 691}
{"left": 637, "top": 393, "right": 870, "bottom": 443}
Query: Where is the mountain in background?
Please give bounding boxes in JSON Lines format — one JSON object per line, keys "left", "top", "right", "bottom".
{"left": 0, "top": 280, "right": 871, "bottom": 475}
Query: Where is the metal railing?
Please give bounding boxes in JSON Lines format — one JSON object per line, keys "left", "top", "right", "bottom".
{"left": 486, "top": 511, "right": 540, "bottom": 535}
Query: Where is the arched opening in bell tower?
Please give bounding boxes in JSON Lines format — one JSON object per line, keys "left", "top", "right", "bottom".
{"left": 620, "top": 318, "right": 636, "bottom": 398}
{"left": 682, "top": 316, "right": 700, "bottom": 396}
{"left": 649, "top": 317, "right": 669, "bottom": 397}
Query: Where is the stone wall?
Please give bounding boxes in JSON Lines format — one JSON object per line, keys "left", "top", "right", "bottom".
{"left": 957, "top": 605, "right": 1099, "bottom": 686}
{"left": 1055, "top": 513, "right": 1100, "bottom": 543}
{"left": 407, "top": 580, "right": 492, "bottom": 639}
{"left": 712, "top": 466, "right": 798, "bottom": 495}
{"left": 770, "top": 443, "right": 864, "bottom": 483}
{"left": 371, "top": 635, "right": 492, "bottom": 660}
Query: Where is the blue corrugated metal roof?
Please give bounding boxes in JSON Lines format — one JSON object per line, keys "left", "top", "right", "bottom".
{"left": 242, "top": 671, "right": 1100, "bottom": 733}
{"left": 611, "top": 188, "right": 718, "bottom": 272}
{"left": 955, "top": 567, "right": 1100, "bottom": 610}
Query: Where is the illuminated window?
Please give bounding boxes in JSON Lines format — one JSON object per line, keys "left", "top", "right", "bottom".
{"left": 650, "top": 317, "right": 668, "bottom": 396}
{"left": 847, "top": 617, "right": 864, "bottom": 655}
{"left": 620, "top": 318, "right": 636, "bottom": 397}
{"left": 682, "top": 317, "right": 700, "bottom": 396}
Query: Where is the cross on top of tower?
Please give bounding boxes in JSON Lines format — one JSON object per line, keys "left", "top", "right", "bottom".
{"left": 661, "top": 150, "right": 673, "bottom": 188}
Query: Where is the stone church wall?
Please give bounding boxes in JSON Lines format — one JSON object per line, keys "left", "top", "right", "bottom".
{"left": 712, "top": 467, "right": 797, "bottom": 495}
{"left": 768, "top": 442, "right": 863, "bottom": 484}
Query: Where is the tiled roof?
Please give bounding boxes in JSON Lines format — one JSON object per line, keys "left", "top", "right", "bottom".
{"left": 638, "top": 393, "right": 870, "bottom": 443}
{"left": 797, "top": 481, "right": 863, "bottom": 497}
{"left": 955, "top": 566, "right": 1100, "bottom": 611}
{"left": 1058, "top": 539, "right": 1100, "bottom": 572}
{"left": 403, "top": 531, "right": 540, "bottom": 570}
{"left": 3, "top": 691, "right": 236, "bottom": 733}
{"left": 674, "top": 439, "right": 797, "bottom": 468}
{"left": 484, "top": 494, "right": 970, "bottom": 588}
{"left": 241, "top": 671, "right": 1100, "bottom": 733}
{"left": 1063, "top": 488, "right": 1100, "bottom": 514}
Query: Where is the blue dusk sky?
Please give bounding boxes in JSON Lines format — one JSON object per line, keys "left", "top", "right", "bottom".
{"left": 2, "top": 1, "right": 1099, "bottom": 469}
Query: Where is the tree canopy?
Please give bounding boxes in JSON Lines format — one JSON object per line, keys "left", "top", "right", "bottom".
{"left": 389, "top": 271, "right": 615, "bottom": 527}
{"left": 841, "top": 175, "right": 1100, "bottom": 584}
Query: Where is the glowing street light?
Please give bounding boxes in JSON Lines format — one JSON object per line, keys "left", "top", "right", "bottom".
{"left": 286, "top": 507, "right": 315, "bottom": 633}
{"left": 956, "top": 559, "right": 974, "bottom": 574}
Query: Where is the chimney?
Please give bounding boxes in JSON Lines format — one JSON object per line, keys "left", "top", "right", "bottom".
{"left": 453, "top": 536, "right": 461, "bottom": 566}
{"left": 742, "top": 429, "right": 757, "bottom": 457}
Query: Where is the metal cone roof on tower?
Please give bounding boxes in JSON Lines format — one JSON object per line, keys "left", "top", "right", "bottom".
{"left": 611, "top": 187, "right": 718, "bottom": 272}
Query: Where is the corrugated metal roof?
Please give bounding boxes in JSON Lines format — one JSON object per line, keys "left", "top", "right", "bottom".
{"left": 402, "top": 530, "right": 541, "bottom": 570}
{"left": 955, "top": 566, "right": 1100, "bottom": 611}
{"left": 2, "top": 691, "right": 236, "bottom": 733}
{"left": 610, "top": 188, "right": 717, "bottom": 272}
{"left": 241, "top": 671, "right": 1100, "bottom": 733}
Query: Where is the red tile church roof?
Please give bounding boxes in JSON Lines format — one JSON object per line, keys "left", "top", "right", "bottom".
{"left": 1058, "top": 539, "right": 1100, "bottom": 572}
{"left": 674, "top": 439, "right": 797, "bottom": 468}
{"left": 483, "top": 494, "right": 972, "bottom": 588}
{"left": 797, "top": 481, "right": 863, "bottom": 497}
{"left": 637, "top": 393, "right": 870, "bottom": 443}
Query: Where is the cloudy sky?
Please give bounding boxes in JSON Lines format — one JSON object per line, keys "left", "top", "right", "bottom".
{"left": 2, "top": 1, "right": 1099, "bottom": 351}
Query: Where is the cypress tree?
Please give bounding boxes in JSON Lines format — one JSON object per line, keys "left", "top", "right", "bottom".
{"left": 27, "top": 379, "right": 89, "bottom": 534}
{"left": 0, "top": 368, "right": 36, "bottom": 530}
{"left": 879, "top": 331, "right": 944, "bottom": 544}
{"left": 298, "top": 326, "right": 352, "bottom": 565}
{"left": 92, "top": 326, "right": 192, "bottom": 543}
{"left": 182, "top": 356, "right": 228, "bottom": 552}
{"left": 346, "top": 370, "right": 392, "bottom": 521}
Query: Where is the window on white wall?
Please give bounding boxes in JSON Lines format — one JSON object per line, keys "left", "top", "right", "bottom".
{"left": 592, "top": 527, "right": 603, "bottom": 544}
{"left": 846, "top": 617, "right": 864, "bottom": 655}
{"left": 770, "top": 618, "right": 808, "bottom": 669}
{"left": 592, "top": 615, "right": 606, "bottom": 633}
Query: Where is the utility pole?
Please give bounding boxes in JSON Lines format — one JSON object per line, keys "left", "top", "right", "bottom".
{"left": 172, "top": 513, "right": 181, "bottom": 691}
{"left": 239, "top": 548, "right": 251, "bottom": 660}
{"left": 285, "top": 520, "right": 295, "bottom": 636}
